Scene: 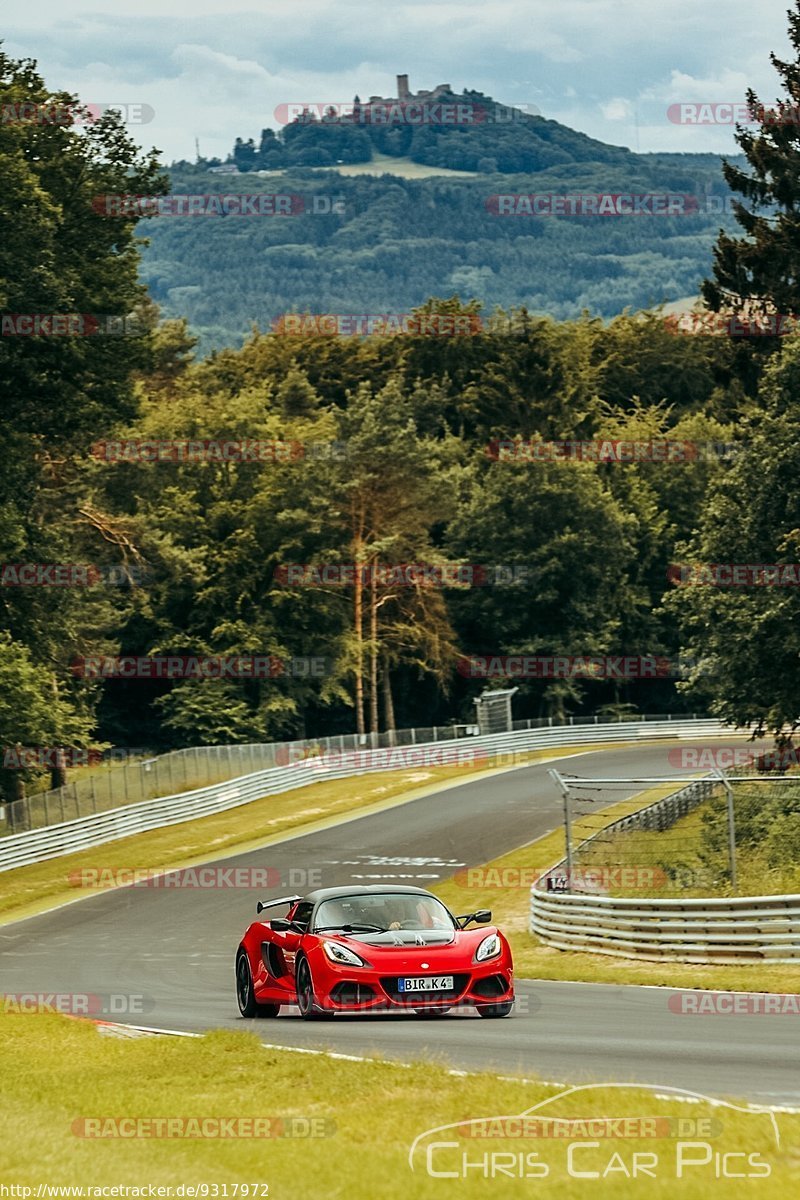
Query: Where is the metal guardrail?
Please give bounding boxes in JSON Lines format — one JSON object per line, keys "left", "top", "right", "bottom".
{"left": 530, "top": 775, "right": 800, "bottom": 964}
{"left": 530, "top": 890, "right": 800, "bottom": 964}
{"left": 0, "top": 717, "right": 727, "bottom": 873}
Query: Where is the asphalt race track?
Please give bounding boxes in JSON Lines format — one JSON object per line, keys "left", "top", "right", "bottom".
{"left": 2, "top": 739, "right": 797, "bottom": 1107}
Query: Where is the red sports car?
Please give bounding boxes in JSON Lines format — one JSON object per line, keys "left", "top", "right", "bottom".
{"left": 235, "top": 884, "right": 514, "bottom": 1019}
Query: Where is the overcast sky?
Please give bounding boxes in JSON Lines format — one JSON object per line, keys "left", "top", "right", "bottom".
{"left": 3, "top": 0, "right": 793, "bottom": 164}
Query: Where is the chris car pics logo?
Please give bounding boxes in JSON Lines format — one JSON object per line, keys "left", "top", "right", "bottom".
{"left": 408, "top": 1083, "right": 779, "bottom": 1180}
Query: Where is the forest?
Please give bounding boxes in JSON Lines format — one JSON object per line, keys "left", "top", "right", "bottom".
{"left": 2, "top": 44, "right": 800, "bottom": 803}
{"left": 144, "top": 141, "right": 746, "bottom": 354}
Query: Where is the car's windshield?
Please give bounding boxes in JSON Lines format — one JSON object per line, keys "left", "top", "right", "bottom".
{"left": 313, "top": 892, "right": 455, "bottom": 932}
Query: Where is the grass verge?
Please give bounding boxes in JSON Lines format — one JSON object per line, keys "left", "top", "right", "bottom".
{"left": 0, "top": 1012, "right": 793, "bottom": 1198}
{"left": 432, "top": 789, "right": 800, "bottom": 993}
{"left": 304, "top": 151, "right": 478, "bottom": 178}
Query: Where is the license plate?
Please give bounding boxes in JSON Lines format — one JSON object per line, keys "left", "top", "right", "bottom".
{"left": 398, "top": 975, "right": 453, "bottom": 992}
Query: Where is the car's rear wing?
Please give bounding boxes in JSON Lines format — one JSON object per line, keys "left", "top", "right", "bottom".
{"left": 256, "top": 894, "right": 303, "bottom": 914}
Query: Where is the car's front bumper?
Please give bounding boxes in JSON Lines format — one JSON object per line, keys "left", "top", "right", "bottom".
{"left": 317, "top": 962, "right": 514, "bottom": 1013}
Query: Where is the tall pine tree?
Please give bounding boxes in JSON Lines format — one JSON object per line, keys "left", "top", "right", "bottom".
{"left": 703, "top": 2, "right": 800, "bottom": 319}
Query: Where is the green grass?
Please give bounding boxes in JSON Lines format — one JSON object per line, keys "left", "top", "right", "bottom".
{"left": 432, "top": 788, "right": 800, "bottom": 993}
{"left": 0, "top": 1012, "right": 793, "bottom": 1197}
{"left": 284, "top": 151, "right": 479, "bottom": 179}
{"left": 575, "top": 804, "right": 718, "bottom": 898}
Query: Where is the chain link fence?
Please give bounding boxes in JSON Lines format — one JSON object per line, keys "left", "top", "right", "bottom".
{"left": 546, "top": 760, "right": 800, "bottom": 898}
{"left": 551, "top": 777, "right": 719, "bottom": 896}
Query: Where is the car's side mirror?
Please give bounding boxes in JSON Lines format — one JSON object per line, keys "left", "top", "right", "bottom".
{"left": 457, "top": 909, "right": 493, "bottom": 928}
{"left": 269, "top": 918, "right": 292, "bottom": 932}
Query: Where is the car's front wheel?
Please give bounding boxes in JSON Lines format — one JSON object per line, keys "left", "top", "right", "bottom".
{"left": 295, "top": 955, "right": 324, "bottom": 1020}
{"left": 477, "top": 1001, "right": 513, "bottom": 1018}
{"left": 236, "top": 949, "right": 280, "bottom": 1018}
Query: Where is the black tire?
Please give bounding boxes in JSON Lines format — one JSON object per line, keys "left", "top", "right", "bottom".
{"left": 414, "top": 1007, "right": 451, "bottom": 1018}
{"left": 477, "top": 1001, "right": 514, "bottom": 1018}
{"left": 236, "top": 949, "right": 280, "bottom": 1018}
{"left": 295, "top": 955, "right": 324, "bottom": 1020}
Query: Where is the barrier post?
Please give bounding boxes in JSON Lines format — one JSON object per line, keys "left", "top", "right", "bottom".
{"left": 549, "top": 768, "right": 573, "bottom": 886}
{"left": 713, "top": 767, "right": 738, "bottom": 893}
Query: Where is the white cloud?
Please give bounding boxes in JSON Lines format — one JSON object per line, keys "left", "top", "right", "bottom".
{"left": 2, "top": 0, "right": 794, "bottom": 160}
{"left": 171, "top": 45, "right": 273, "bottom": 83}
{"left": 601, "top": 97, "right": 633, "bottom": 121}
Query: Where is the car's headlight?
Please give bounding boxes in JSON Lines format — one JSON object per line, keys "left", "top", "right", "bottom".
{"left": 322, "top": 940, "right": 369, "bottom": 967}
{"left": 474, "top": 932, "right": 501, "bottom": 962}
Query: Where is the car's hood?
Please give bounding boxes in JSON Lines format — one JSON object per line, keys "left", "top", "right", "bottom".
{"left": 333, "top": 929, "right": 457, "bottom": 949}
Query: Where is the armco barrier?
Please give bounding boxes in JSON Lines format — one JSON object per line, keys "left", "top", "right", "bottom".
{"left": 530, "top": 776, "right": 800, "bottom": 964}
{"left": 0, "top": 718, "right": 729, "bottom": 873}
{"left": 530, "top": 889, "right": 800, "bottom": 964}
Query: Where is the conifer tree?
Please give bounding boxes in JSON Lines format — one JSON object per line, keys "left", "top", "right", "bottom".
{"left": 703, "top": 2, "right": 800, "bottom": 317}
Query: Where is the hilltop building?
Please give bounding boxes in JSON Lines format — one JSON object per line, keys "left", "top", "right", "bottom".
{"left": 366, "top": 75, "right": 454, "bottom": 106}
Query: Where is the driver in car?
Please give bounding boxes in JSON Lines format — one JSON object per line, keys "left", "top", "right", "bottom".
{"left": 385, "top": 896, "right": 450, "bottom": 930}
{"left": 385, "top": 897, "right": 412, "bottom": 930}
